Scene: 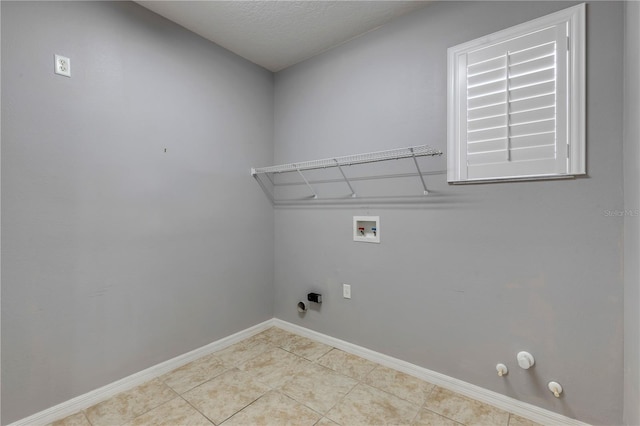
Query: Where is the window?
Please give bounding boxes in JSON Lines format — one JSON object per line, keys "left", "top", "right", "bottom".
{"left": 447, "top": 4, "right": 585, "bottom": 183}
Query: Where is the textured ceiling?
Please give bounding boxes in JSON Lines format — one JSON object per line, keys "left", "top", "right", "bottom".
{"left": 137, "top": 1, "right": 432, "bottom": 72}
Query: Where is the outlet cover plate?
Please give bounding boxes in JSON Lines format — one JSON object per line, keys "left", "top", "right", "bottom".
{"left": 54, "top": 54, "right": 71, "bottom": 77}
{"left": 343, "top": 284, "right": 351, "bottom": 299}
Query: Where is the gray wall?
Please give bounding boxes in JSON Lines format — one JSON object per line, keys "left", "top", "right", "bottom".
{"left": 623, "top": 1, "right": 640, "bottom": 425}
{"left": 273, "top": 2, "right": 624, "bottom": 424}
{"left": 1, "top": 2, "right": 274, "bottom": 424}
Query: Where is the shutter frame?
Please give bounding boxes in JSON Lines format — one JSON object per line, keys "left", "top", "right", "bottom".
{"left": 447, "top": 3, "right": 586, "bottom": 183}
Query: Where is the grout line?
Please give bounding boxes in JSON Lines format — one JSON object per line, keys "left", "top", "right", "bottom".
{"left": 177, "top": 395, "right": 215, "bottom": 426}
{"left": 82, "top": 411, "right": 95, "bottom": 426}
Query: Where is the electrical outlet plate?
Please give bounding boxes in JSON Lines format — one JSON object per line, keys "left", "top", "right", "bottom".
{"left": 54, "top": 54, "right": 71, "bottom": 77}
{"left": 343, "top": 284, "right": 351, "bottom": 299}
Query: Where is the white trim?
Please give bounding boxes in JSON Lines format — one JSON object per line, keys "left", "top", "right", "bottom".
{"left": 568, "top": 3, "right": 586, "bottom": 175}
{"left": 273, "top": 319, "right": 590, "bottom": 426}
{"left": 8, "top": 319, "right": 275, "bottom": 426}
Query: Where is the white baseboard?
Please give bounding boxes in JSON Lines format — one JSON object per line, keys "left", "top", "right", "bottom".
{"left": 273, "top": 319, "right": 590, "bottom": 426}
{"left": 8, "top": 319, "right": 275, "bottom": 426}
{"left": 11, "top": 318, "right": 588, "bottom": 426}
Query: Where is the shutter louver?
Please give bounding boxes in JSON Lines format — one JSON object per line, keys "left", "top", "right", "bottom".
{"left": 463, "top": 25, "right": 567, "bottom": 180}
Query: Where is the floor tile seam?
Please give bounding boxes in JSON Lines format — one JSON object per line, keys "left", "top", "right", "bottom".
{"left": 322, "top": 378, "right": 364, "bottom": 422}
{"left": 216, "top": 388, "right": 269, "bottom": 426}
{"left": 419, "top": 405, "right": 466, "bottom": 426}
{"left": 236, "top": 356, "right": 302, "bottom": 390}
{"left": 118, "top": 392, "right": 182, "bottom": 426}
{"left": 418, "top": 382, "right": 439, "bottom": 411}
{"left": 275, "top": 339, "right": 334, "bottom": 362}
{"left": 177, "top": 394, "right": 217, "bottom": 426}
{"left": 507, "top": 412, "right": 527, "bottom": 426}
{"left": 356, "top": 381, "right": 425, "bottom": 414}
{"left": 216, "top": 344, "right": 275, "bottom": 368}
{"left": 308, "top": 353, "right": 382, "bottom": 416}
{"left": 163, "top": 364, "right": 235, "bottom": 396}
{"left": 430, "top": 385, "right": 508, "bottom": 417}
{"left": 321, "top": 417, "right": 340, "bottom": 426}
{"left": 276, "top": 388, "right": 326, "bottom": 418}
{"left": 313, "top": 359, "right": 367, "bottom": 386}
{"left": 355, "top": 376, "right": 428, "bottom": 413}
{"left": 218, "top": 389, "right": 277, "bottom": 425}
{"left": 314, "top": 361, "right": 370, "bottom": 382}
{"left": 408, "top": 402, "right": 423, "bottom": 425}
{"left": 306, "top": 352, "right": 364, "bottom": 414}
{"left": 191, "top": 366, "right": 242, "bottom": 395}
{"left": 419, "top": 399, "right": 462, "bottom": 426}
{"left": 218, "top": 336, "right": 278, "bottom": 367}
{"left": 278, "top": 388, "right": 330, "bottom": 420}
{"left": 277, "top": 370, "right": 359, "bottom": 418}
{"left": 325, "top": 369, "right": 382, "bottom": 424}
{"left": 78, "top": 410, "right": 96, "bottom": 426}
{"left": 276, "top": 344, "right": 312, "bottom": 360}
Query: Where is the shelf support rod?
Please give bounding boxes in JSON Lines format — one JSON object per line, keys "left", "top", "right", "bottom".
{"left": 297, "top": 168, "right": 318, "bottom": 199}
{"left": 252, "top": 173, "right": 275, "bottom": 204}
{"left": 410, "top": 147, "right": 429, "bottom": 195}
{"left": 335, "top": 159, "right": 357, "bottom": 198}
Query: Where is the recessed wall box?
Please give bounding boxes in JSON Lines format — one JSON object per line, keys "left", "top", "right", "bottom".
{"left": 307, "top": 293, "right": 322, "bottom": 303}
{"left": 354, "top": 216, "right": 380, "bottom": 243}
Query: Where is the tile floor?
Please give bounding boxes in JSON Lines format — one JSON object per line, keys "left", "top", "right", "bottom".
{"left": 49, "top": 327, "right": 542, "bottom": 426}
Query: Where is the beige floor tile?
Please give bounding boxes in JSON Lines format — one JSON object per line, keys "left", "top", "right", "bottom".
{"left": 317, "top": 349, "right": 378, "bottom": 381}
{"left": 279, "top": 333, "right": 333, "bottom": 361}
{"left": 314, "top": 418, "right": 339, "bottom": 426}
{"left": 364, "top": 365, "right": 435, "bottom": 406}
{"left": 53, "top": 333, "right": 538, "bottom": 426}
{"left": 160, "top": 353, "right": 229, "bottom": 394}
{"left": 280, "top": 362, "right": 358, "bottom": 414}
{"left": 214, "top": 339, "right": 273, "bottom": 366}
{"left": 182, "top": 368, "right": 270, "bottom": 424}
{"left": 424, "top": 387, "right": 509, "bottom": 426}
{"left": 123, "top": 397, "right": 213, "bottom": 426}
{"left": 326, "top": 383, "right": 420, "bottom": 426}
{"left": 508, "top": 414, "right": 543, "bottom": 426}
{"left": 412, "top": 408, "right": 461, "bottom": 426}
{"left": 222, "top": 391, "right": 321, "bottom": 426}
{"left": 84, "top": 379, "right": 176, "bottom": 426}
{"left": 238, "top": 347, "right": 312, "bottom": 388}
{"left": 246, "top": 327, "right": 297, "bottom": 347}
{"left": 49, "top": 411, "right": 92, "bottom": 426}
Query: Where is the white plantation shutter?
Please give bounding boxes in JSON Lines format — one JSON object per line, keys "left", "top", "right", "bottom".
{"left": 448, "top": 4, "right": 585, "bottom": 183}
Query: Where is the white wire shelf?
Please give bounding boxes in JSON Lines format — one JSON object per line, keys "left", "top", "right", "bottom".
{"left": 251, "top": 144, "right": 442, "bottom": 175}
{"left": 251, "top": 144, "right": 444, "bottom": 204}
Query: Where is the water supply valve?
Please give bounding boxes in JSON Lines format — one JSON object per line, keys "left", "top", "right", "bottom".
{"left": 548, "top": 381, "right": 563, "bottom": 398}
{"left": 496, "top": 363, "right": 508, "bottom": 377}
